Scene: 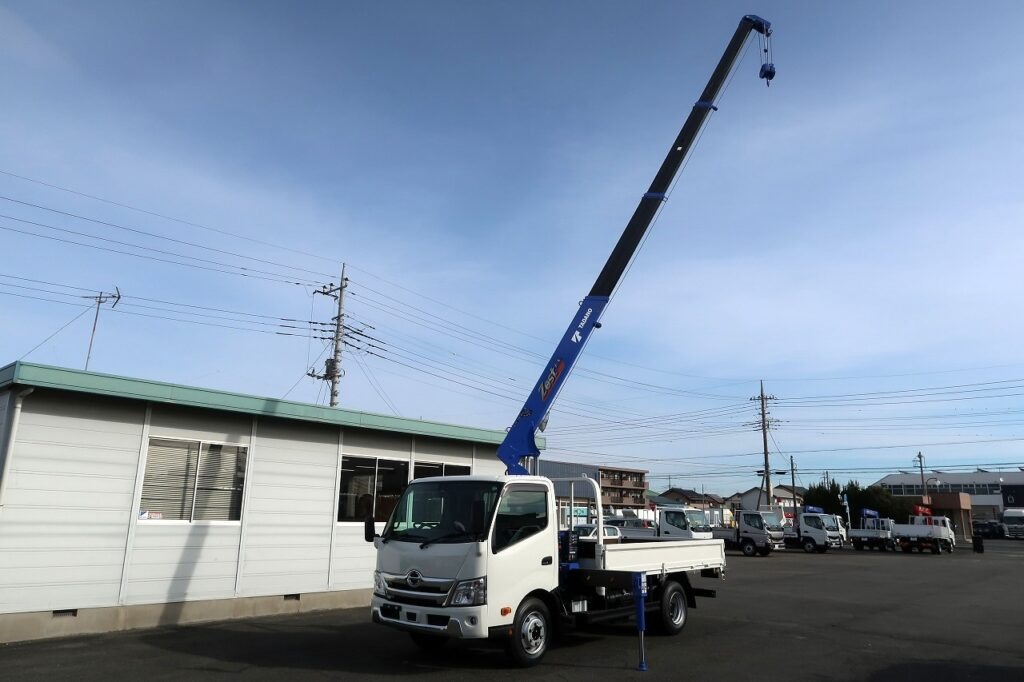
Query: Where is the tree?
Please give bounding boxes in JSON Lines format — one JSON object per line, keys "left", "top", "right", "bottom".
{"left": 803, "top": 479, "right": 914, "bottom": 525}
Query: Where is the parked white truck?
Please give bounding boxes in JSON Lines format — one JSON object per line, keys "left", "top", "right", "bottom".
{"left": 367, "top": 475, "right": 726, "bottom": 665}
{"left": 1003, "top": 509, "right": 1024, "bottom": 539}
{"left": 783, "top": 509, "right": 844, "bottom": 553}
{"left": 894, "top": 515, "right": 956, "bottom": 554}
{"left": 609, "top": 507, "right": 714, "bottom": 540}
{"left": 712, "top": 510, "right": 785, "bottom": 557}
{"left": 849, "top": 512, "right": 896, "bottom": 551}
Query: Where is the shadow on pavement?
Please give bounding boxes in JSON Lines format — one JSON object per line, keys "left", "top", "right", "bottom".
{"left": 136, "top": 611, "right": 619, "bottom": 675}
{"left": 867, "top": 661, "right": 1024, "bottom": 682}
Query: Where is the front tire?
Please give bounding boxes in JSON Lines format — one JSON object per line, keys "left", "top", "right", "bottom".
{"left": 507, "top": 597, "right": 550, "bottom": 668}
{"left": 741, "top": 540, "right": 757, "bottom": 557}
{"left": 853, "top": 540, "right": 863, "bottom": 551}
{"left": 654, "top": 581, "right": 688, "bottom": 635}
{"left": 803, "top": 538, "right": 816, "bottom": 553}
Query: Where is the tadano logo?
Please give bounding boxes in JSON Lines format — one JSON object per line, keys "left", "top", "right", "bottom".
{"left": 571, "top": 308, "right": 593, "bottom": 344}
{"left": 538, "top": 359, "right": 565, "bottom": 401}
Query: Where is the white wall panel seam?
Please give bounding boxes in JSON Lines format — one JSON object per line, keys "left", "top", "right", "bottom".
{"left": 327, "top": 426, "right": 343, "bottom": 590}
{"left": 234, "top": 416, "right": 257, "bottom": 596}
{"left": 117, "top": 403, "right": 150, "bottom": 606}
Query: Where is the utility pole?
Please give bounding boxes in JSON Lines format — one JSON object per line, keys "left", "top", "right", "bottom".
{"left": 750, "top": 381, "right": 776, "bottom": 508}
{"left": 309, "top": 264, "right": 348, "bottom": 407}
{"left": 83, "top": 288, "right": 121, "bottom": 371}
{"left": 791, "top": 455, "right": 800, "bottom": 540}
{"left": 915, "top": 451, "right": 927, "bottom": 501}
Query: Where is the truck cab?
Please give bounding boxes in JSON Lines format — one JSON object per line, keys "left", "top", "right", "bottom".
{"left": 656, "top": 507, "right": 713, "bottom": 540}
{"left": 711, "top": 510, "right": 785, "bottom": 556}
{"left": 1003, "top": 509, "right": 1024, "bottom": 539}
{"left": 784, "top": 513, "right": 844, "bottom": 553}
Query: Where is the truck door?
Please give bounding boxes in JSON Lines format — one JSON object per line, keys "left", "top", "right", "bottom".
{"left": 487, "top": 483, "right": 558, "bottom": 625}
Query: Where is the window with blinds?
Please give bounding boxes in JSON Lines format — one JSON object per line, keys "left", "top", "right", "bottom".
{"left": 139, "top": 438, "right": 247, "bottom": 522}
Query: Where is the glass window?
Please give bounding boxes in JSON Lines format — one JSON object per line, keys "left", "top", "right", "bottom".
{"left": 139, "top": 438, "right": 247, "bottom": 522}
{"left": 413, "top": 462, "right": 471, "bottom": 479}
{"left": 743, "top": 513, "right": 764, "bottom": 530}
{"left": 338, "top": 456, "right": 409, "bottom": 523}
{"left": 492, "top": 488, "right": 548, "bottom": 552}
{"left": 338, "top": 456, "right": 378, "bottom": 522}
{"left": 804, "top": 516, "right": 824, "bottom": 530}
{"left": 413, "top": 462, "right": 444, "bottom": 479}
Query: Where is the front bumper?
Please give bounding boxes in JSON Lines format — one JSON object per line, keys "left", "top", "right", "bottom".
{"left": 371, "top": 596, "right": 490, "bottom": 639}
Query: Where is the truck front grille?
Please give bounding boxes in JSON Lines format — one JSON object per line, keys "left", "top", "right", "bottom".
{"left": 381, "top": 571, "right": 455, "bottom": 606}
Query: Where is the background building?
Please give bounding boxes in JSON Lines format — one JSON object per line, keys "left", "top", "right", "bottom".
{"left": 0, "top": 362, "right": 511, "bottom": 643}
{"left": 874, "top": 471, "right": 1024, "bottom": 520}
{"left": 597, "top": 465, "right": 648, "bottom": 514}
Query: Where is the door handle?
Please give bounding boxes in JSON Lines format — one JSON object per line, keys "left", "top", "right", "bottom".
{"left": 541, "top": 556, "right": 553, "bottom": 565}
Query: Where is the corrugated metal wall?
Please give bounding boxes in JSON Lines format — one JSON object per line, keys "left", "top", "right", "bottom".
{"left": 0, "top": 390, "right": 145, "bottom": 613}
{"left": 240, "top": 417, "right": 336, "bottom": 597}
{"left": 0, "top": 389, "right": 506, "bottom": 616}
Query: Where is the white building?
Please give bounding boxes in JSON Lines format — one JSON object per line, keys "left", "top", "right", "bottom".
{"left": 0, "top": 362, "right": 513, "bottom": 642}
{"left": 874, "top": 470, "right": 1024, "bottom": 520}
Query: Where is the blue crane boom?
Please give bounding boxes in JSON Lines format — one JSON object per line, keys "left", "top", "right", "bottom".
{"left": 497, "top": 15, "right": 775, "bottom": 475}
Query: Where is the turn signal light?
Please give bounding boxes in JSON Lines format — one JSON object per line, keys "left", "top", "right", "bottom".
{"left": 500, "top": 607, "right": 512, "bottom": 616}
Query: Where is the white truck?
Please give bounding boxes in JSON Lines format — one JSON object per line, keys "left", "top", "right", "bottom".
{"left": 783, "top": 511, "right": 844, "bottom": 553}
{"left": 365, "top": 14, "right": 776, "bottom": 667}
{"left": 893, "top": 515, "right": 956, "bottom": 554}
{"left": 711, "top": 510, "right": 785, "bottom": 557}
{"left": 1003, "top": 509, "right": 1024, "bottom": 539}
{"left": 609, "top": 507, "right": 713, "bottom": 540}
{"left": 849, "top": 516, "right": 896, "bottom": 551}
{"left": 367, "top": 475, "right": 726, "bottom": 665}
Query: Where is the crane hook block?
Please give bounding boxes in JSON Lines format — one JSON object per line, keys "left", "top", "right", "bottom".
{"left": 759, "top": 63, "right": 776, "bottom": 83}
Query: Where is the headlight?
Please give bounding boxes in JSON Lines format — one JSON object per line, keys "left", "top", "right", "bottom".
{"left": 449, "top": 577, "right": 487, "bottom": 606}
{"left": 373, "top": 570, "right": 388, "bottom": 598}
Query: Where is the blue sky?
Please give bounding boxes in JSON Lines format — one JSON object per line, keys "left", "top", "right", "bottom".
{"left": 2, "top": 1, "right": 1024, "bottom": 495}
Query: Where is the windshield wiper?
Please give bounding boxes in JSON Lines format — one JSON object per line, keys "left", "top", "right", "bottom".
{"left": 419, "top": 521, "right": 475, "bottom": 549}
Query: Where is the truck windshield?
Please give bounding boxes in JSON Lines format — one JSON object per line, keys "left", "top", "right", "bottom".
{"left": 1003, "top": 516, "right": 1024, "bottom": 526}
{"left": 663, "top": 511, "right": 689, "bottom": 530}
{"left": 761, "top": 512, "right": 784, "bottom": 532}
{"left": 383, "top": 480, "right": 503, "bottom": 544}
{"left": 684, "top": 510, "right": 711, "bottom": 531}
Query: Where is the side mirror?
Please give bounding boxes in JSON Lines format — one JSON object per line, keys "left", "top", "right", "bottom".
{"left": 364, "top": 515, "right": 377, "bottom": 543}
{"left": 470, "top": 500, "right": 486, "bottom": 539}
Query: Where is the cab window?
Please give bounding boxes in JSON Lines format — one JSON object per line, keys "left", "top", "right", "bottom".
{"left": 492, "top": 488, "right": 548, "bottom": 552}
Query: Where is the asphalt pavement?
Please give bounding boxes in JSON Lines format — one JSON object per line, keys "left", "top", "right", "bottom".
{"left": 1, "top": 539, "right": 1022, "bottom": 681}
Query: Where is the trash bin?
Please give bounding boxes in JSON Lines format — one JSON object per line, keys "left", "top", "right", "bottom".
{"left": 972, "top": 535, "right": 984, "bottom": 553}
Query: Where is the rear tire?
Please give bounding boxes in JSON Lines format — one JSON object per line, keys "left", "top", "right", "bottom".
{"left": 506, "top": 597, "right": 550, "bottom": 668}
{"left": 654, "top": 581, "right": 688, "bottom": 636}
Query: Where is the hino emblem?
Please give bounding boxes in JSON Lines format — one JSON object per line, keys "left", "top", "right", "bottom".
{"left": 406, "top": 570, "right": 423, "bottom": 588}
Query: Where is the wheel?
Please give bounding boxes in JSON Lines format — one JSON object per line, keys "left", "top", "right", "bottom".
{"left": 947, "top": 541, "right": 954, "bottom": 553}
{"left": 853, "top": 540, "right": 863, "bottom": 551}
{"left": 408, "top": 632, "right": 448, "bottom": 650}
{"left": 654, "top": 581, "right": 688, "bottom": 635}
{"left": 757, "top": 545, "right": 771, "bottom": 556}
{"left": 816, "top": 544, "right": 828, "bottom": 554}
{"left": 901, "top": 545, "right": 912, "bottom": 553}
{"left": 802, "top": 538, "right": 816, "bottom": 553}
{"left": 741, "top": 540, "right": 757, "bottom": 557}
{"left": 932, "top": 542, "right": 941, "bottom": 555}
{"left": 506, "top": 597, "right": 550, "bottom": 667}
